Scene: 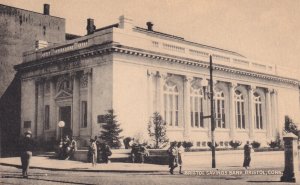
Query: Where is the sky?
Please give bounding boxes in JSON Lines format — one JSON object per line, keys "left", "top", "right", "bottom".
{"left": 1, "top": 0, "right": 300, "bottom": 70}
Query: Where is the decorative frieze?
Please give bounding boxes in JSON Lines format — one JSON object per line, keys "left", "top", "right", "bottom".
{"left": 80, "top": 73, "right": 88, "bottom": 88}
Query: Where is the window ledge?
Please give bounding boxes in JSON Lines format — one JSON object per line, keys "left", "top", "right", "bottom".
{"left": 166, "top": 127, "right": 184, "bottom": 131}
{"left": 236, "top": 129, "right": 249, "bottom": 132}
{"left": 215, "top": 128, "right": 230, "bottom": 132}
{"left": 254, "top": 129, "right": 267, "bottom": 133}
{"left": 191, "top": 128, "right": 208, "bottom": 131}
{"left": 80, "top": 127, "right": 88, "bottom": 130}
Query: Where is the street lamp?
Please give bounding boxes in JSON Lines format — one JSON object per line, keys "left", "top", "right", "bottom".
{"left": 58, "top": 121, "right": 65, "bottom": 143}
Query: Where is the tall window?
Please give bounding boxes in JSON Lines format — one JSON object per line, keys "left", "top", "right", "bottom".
{"left": 44, "top": 105, "right": 50, "bottom": 130}
{"left": 163, "top": 81, "right": 179, "bottom": 126}
{"left": 254, "top": 92, "right": 263, "bottom": 129}
{"left": 81, "top": 101, "right": 87, "bottom": 128}
{"left": 190, "top": 87, "right": 204, "bottom": 128}
{"left": 214, "top": 91, "right": 226, "bottom": 128}
{"left": 235, "top": 90, "right": 245, "bottom": 129}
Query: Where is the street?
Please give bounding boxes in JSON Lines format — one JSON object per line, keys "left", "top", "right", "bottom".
{"left": 0, "top": 165, "right": 293, "bottom": 185}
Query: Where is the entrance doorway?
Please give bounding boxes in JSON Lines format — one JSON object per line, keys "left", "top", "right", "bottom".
{"left": 59, "top": 106, "right": 72, "bottom": 137}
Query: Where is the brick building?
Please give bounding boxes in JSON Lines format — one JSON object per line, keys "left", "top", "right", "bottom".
{"left": 0, "top": 4, "right": 66, "bottom": 155}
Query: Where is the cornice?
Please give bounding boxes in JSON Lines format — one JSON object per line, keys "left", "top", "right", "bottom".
{"left": 16, "top": 43, "right": 300, "bottom": 87}
{"left": 113, "top": 45, "right": 300, "bottom": 86}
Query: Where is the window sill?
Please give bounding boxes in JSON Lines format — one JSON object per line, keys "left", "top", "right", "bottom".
{"left": 215, "top": 128, "right": 230, "bottom": 132}
{"left": 191, "top": 127, "right": 208, "bottom": 131}
{"left": 80, "top": 127, "right": 88, "bottom": 130}
{"left": 166, "top": 127, "right": 184, "bottom": 131}
{"left": 236, "top": 129, "right": 249, "bottom": 132}
{"left": 254, "top": 129, "right": 267, "bottom": 133}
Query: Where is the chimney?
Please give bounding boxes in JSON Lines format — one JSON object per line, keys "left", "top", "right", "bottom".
{"left": 86, "top": 18, "right": 96, "bottom": 35}
{"left": 146, "top": 22, "right": 153, "bottom": 31}
{"left": 43, "top": 4, "right": 50, "bottom": 15}
{"left": 119, "top": 15, "right": 133, "bottom": 31}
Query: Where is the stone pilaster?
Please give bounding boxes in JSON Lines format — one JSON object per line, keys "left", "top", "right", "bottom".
{"left": 157, "top": 72, "right": 168, "bottom": 118}
{"left": 183, "top": 76, "right": 193, "bottom": 138}
{"left": 229, "top": 82, "right": 237, "bottom": 139}
{"left": 147, "top": 70, "right": 156, "bottom": 119}
{"left": 271, "top": 89, "right": 278, "bottom": 138}
{"left": 266, "top": 88, "right": 272, "bottom": 138}
{"left": 85, "top": 68, "right": 93, "bottom": 137}
{"left": 247, "top": 85, "right": 255, "bottom": 139}
{"left": 49, "top": 78, "right": 56, "bottom": 132}
{"left": 36, "top": 78, "right": 45, "bottom": 139}
{"left": 72, "top": 72, "right": 80, "bottom": 137}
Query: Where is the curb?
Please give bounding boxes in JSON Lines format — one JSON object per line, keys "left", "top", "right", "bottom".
{"left": 0, "top": 162, "right": 163, "bottom": 173}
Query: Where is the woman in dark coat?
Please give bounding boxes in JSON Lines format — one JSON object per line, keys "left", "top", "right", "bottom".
{"left": 167, "top": 142, "right": 178, "bottom": 174}
{"left": 243, "top": 141, "right": 252, "bottom": 169}
{"left": 20, "top": 130, "right": 34, "bottom": 178}
{"left": 101, "top": 143, "right": 112, "bottom": 163}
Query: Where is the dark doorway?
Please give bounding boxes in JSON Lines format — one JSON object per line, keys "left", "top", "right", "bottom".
{"left": 59, "top": 106, "right": 72, "bottom": 137}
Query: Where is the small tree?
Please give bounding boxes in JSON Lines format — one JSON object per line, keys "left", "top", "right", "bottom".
{"left": 147, "top": 112, "right": 169, "bottom": 149}
{"left": 99, "top": 109, "right": 123, "bottom": 148}
{"left": 284, "top": 115, "right": 298, "bottom": 136}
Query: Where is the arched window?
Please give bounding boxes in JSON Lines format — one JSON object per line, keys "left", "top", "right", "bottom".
{"left": 163, "top": 81, "right": 179, "bottom": 126}
{"left": 190, "top": 86, "right": 204, "bottom": 128}
{"left": 214, "top": 91, "right": 226, "bottom": 128}
{"left": 254, "top": 92, "right": 263, "bottom": 129}
{"left": 235, "top": 90, "right": 245, "bottom": 129}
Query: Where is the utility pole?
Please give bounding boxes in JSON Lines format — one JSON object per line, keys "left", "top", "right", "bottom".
{"left": 202, "top": 55, "right": 216, "bottom": 168}
{"left": 209, "top": 55, "right": 216, "bottom": 168}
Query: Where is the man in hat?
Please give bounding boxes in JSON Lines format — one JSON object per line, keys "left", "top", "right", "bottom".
{"left": 20, "top": 130, "right": 34, "bottom": 178}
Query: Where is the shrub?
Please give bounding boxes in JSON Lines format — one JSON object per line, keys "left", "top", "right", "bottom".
{"left": 207, "top": 141, "right": 219, "bottom": 149}
{"left": 268, "top": 140, "right": 281, "bottom": 149}
{"left": 182, "top": 141, "right": 193, "bottom": 151}
{"left": 229, "top": 140, "right": 242, "bottom": 149}
{"left": 251, "top": 141, "right": 261, "bottom": 149}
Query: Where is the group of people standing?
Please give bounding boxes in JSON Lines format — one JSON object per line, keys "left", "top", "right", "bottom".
{"left": 167, "top": 142, "right": 184, "bottom": 175}
{"left": 88, "top": 137, "right": 112, "bottom": 167}
{"left": 58, "top": 135, "right": 77, "bottom": 160}
{"left": 18, "top": 130, "right": 254, "bottom": 178}
{"left": 130, "top": 143, "right": 149, "bottom": 163}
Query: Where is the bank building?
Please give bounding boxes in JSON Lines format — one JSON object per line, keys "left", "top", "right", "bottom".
{"left": 15, "top": 15, "right": 300, "bottom": 148}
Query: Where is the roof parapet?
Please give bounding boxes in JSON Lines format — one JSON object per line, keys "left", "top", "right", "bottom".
{"left": 119, "top": 15, "right": 133, "bottom": 31}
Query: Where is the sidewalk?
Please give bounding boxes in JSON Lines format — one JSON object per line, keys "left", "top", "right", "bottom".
{"left": 0, "top": 151, "right": 285, "bottom": 173}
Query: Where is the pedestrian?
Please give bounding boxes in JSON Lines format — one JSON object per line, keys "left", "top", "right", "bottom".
{"left": 138, "top": 144, "right": 149, "bottom": 163}
{"left": 62, "top": 135, "right": 71, "bottom": 159}
{"left": 177, "top": 142, "right": 184, "bottom": 174}
{"left": 19, "top": 130, "right": 34, "bottom": 178}
{"left": 243, "top": 141, "right": 252, "bottom": 169}
{"left": 90, "top": 138, "right": 97, "bottom": 167}
{"left": 101, "top": 143, "right": 112, "bottom": 163}
{"left": 68, "top": 136, "right": 77, "bottom": 160}
{"left": 167, "top": 141, "right": 178, "bottom": 175}
{"left": 130, "top": 143, "right": 138, "bottom": 163}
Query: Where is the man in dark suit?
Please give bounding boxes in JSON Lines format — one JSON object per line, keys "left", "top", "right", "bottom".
{"left": 20, "top": 130, "right": 34, "bottom": 178}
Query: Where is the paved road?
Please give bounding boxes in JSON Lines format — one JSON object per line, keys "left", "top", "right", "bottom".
{"left": 0, "top": 165, "right": 292, "bottom": 185}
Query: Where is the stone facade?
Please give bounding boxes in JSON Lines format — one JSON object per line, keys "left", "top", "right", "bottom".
{"left": 16, "top": 15, "right": 300, "bottom": 148}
